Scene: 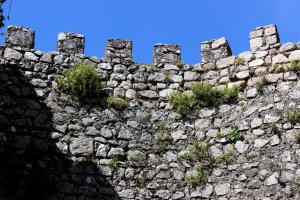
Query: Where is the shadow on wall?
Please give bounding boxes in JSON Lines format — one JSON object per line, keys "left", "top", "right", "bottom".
{"left": 0, "top": 64, "right": 119, "bottom": 200}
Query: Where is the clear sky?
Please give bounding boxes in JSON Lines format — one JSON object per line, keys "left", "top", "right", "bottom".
{"left": 2, "top": 0, "right": 300, "bottom": 64}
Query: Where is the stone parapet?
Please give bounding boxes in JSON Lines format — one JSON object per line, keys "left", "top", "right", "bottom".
{"left": 250, "top": 24, "right": 280, "bottom": 52}
{"left": 57, "top": 32, "right": 85, "bottom": 54}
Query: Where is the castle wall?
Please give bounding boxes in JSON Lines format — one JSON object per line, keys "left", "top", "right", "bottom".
{"left": 1, "top": 24, "right": 300, "bottom": 199}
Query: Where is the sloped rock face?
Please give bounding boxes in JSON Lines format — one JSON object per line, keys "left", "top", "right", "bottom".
{"left": 1, "top": 24, "right": 300, "bottom": 199}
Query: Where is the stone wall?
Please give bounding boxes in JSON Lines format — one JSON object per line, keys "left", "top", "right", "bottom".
{"left": 1, "top": 24, "right": 300, "bottom": 199}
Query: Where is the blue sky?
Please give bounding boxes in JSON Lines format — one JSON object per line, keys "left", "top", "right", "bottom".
{"left": 2, "top": 0, "right": 300, "bottom": 64}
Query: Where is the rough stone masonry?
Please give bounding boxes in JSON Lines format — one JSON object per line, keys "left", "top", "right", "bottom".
{"left": 1, "top": 24, "right": 300, "bottom": 199}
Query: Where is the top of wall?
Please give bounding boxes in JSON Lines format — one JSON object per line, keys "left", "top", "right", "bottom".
{"left": 2, "top": 24, "right": 297, "bottom": 65}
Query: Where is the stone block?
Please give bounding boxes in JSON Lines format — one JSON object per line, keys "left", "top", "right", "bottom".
{"left": 216, "top": 56, "right": 235, "bottom": 69}
{"left": 266, "top": 35, "right": 278, "bottom": 45}
{"left": 249, "top": 24, "right": 280, "bottom": 52}
{"left": 201, "top": 37, "right": 232, "bottom": 63}
{"left": 264, "top": 25, "right": 277, "bottom": 36}
{"left": 70, "top": 137, "right": 93, "bottom": 156}
{"left": 57, "top": 32, "right": 85, "bottom": 54}
{"left": 153, "top": 44, "right": 181, "bottom": 65}
{"left": 250, "top": 37, "right": 264, "bottom": 51}
{"left": 105, "top": 39, "right": 133, "bottom": 64}
{"left": 211, "top": 37, "right": 227, "bottom": 49}
{"left": 6, "top": 26, "right": 35, "bottom": 49}
{"left": 3, "top": 48, "right": 22, "bottom": 60}
{"left": 249, "top": 28, "right": 264, "bottom": 39}
{"left": 289, "top": 50, "right": 300, "bottom": 60}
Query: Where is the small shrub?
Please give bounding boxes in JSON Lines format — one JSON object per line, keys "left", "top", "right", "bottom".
{"left": 285, "top": 109, "right": 300, "bottom": 125}
{"left": 108, "top": 156, "right": 120, "bottom": 168}
{"left": 154, "top": 122, "right": 172, "bottom": 142}
{"left": 153, "top": 122, "right": 172, "bottom": 152}
{"left": 56, "top": 62, "right": 104, "bottom": 103}
{"left": 214, "top": 145, "right": 236, "bottom": 165}
{"left": 169, "top": 82, "right": 244, "bottom": 115}
{"left": 191, "top": 83, "right": 243, "bottom": 107}
{"left": 270, "top": 64, "right": 285, "bottom": 73}
{"left": 181, "top": 138, "right": 234, "bottom": 185}
{"left": 177, "top": 149, "right": 191, "bottom": 161}
{"left": 295, "top": 179, "right": 300, "bottom": 188}
{"left": 127, "top": 150, "right": 145, "bottom": 163}
{"left": 226, "top": 126, "right": 244, "bottom": 144}
{"left": 187, "top": 140, "right": 210, "bottom": 161}
{"left": 235, "top": 57, "right": 246, "bottom": 66}
{"left": 168, "top": 90, "right": 197, "bottom": 115}
{"left": 178, "top": 139, "right": 211, "bottom": 163}
{"left": 185, "top": 164, "right": 207, "bottom": 186}
{"left": 154, "top": 130, "right": 172, "bottom": 143}
{"left": 179, "top": 138, "right": 241, "bottom": 186}
{"left": 191, "top": 83, "right": 221, "bottom": 107}
{"left": 288, "top": 60, "right": 300, "bottom": 71}
{"left": 269, "top": 61, "right": 300, "bottom": 73}
{"left": 219, "top": 86, "right": 243, "bottom": 104}
{"left": 146, "top": 65, "right": 158, "bottom": 73}
{"left": 107, "top": 96, "right": 128, "bottom": 110}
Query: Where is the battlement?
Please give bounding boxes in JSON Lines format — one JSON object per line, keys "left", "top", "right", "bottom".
{"left": 3, "top": 24, "right": 284, "bottom": 65}
{"left": 201, "top": 37, "right": 232, "bottom": 63}
{"left": 2, "top": 23, "right": 300, "bottom": 100}
{"left": 105, "top": 39, "right": 133, "bottom": 65}
{"left": 250, "top": 24, "right": 280, "bottom": 51}
{"left": 57, "top": 32, "right": 85, "bottom": 54}
{"left": 6, "top": 26, "right": 35, "bottom": 49}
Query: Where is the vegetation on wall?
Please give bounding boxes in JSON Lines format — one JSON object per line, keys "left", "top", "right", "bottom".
{"left": 146, "top": 65, "right": 158, "bottom": 73}
{"left": 108, "top": 156, "right": 120, "bottom": 168}
{"left": 153, "top": 121, "right": 173, "bottom": 152}
{"left": 191, "top": 83, "right": 221, "bottom": 107}
{"left": 235, "top": 57, "right": 246, "bottom": 66}
{"left": 56, "top": 62, "right": 105, "bottom": 103}
{"left": 226, "top": 126, "right": 244, "bottom": 144}
{"left": 270, "top": 60, "right": 300, "bottom": 73}
{"left": 255, "top": 77, "right": 266, "bottom": 93}
{"left": 168, "top": 91, "right": 197, "bottom": 115}
{"left": 178, "top": 139, "right": 237, "bottom": 186}
{"left": 164, "top": 71, "right": 172, "bottom": 82}
{"left": 289, "top": 60, "right": 300, "bottom": 71}
{"left": 214, "top": 144, "right": 236, "bottom": 165}
{"left": 285, "top": 109, "right": 300, "bottom": 125}
{"left": 107, "top": 96, "right": 128, "bottom": 110}
{"left": 168, "top": 82, "right": 244, "bottom": 115}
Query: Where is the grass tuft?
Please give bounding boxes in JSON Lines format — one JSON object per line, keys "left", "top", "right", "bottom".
{"left": 285, "top": 109, "right": 300, "bottom": 125}
{"left": 235, "top": 57, "right": 246, "bottom": 66}
{"left": 107, "top": 96, "right": 128, "bottom": 110}
{"left": 168, "top": 90, "right": 197, "bottom": 115}
{"left": 226, "top": 126, "right": 244, "bottom": 144}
